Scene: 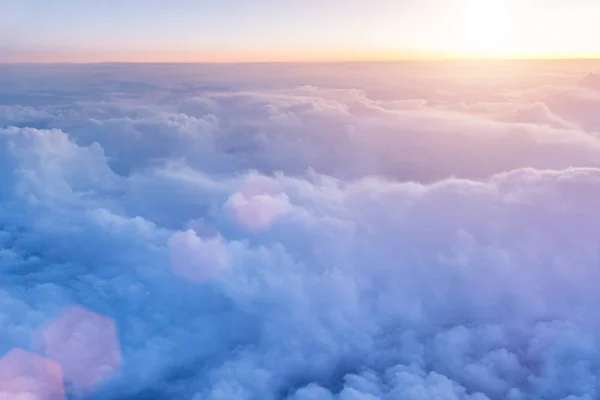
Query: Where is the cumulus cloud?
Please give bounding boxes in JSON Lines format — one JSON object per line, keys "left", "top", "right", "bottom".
{"left": 169, "top": 229, "right": 229, "bottom": 282}
{"left": 3, "top": 61, "right": 600, "bottom": 399}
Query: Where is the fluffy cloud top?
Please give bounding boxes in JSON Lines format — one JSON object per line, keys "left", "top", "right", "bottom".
{"left": 2, "top": 61, "right": 600, "bottom": 400}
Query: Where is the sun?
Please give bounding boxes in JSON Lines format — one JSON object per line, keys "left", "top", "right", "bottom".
{"left": 454, "top": 0, "right": 515, "bottom": 58}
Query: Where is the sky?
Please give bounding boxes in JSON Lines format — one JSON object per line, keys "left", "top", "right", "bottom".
{"left": 2, "top": 0, "right": 600, "bottom": 62}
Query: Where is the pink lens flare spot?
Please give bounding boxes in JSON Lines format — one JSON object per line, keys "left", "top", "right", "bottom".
{"left": 41, "top": 307, "right": 121, "bottom": 390}
{"left": 0, "top": 348, "right": 65, "bottom": 400}
{"left": 227, "top": 177, "right": 291, "bottom": 231}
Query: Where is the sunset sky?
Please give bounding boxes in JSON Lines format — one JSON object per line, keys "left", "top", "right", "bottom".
{"left": 2, "top": 0, "right": 600, "bottom": 62}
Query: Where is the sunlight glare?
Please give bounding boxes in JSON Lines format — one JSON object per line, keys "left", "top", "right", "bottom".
{"left": 455, "top": 0, "right": 515, "bottom": 57}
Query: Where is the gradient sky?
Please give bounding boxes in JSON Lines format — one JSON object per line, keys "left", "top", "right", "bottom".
{"left": 1, "top": 0, "right": 600, "bottom": 62}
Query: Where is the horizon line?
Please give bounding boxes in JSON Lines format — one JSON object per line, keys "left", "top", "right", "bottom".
{"left": 2, "top": 56, "right": 600, "bottom": 65}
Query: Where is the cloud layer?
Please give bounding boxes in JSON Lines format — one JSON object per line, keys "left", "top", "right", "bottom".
{"left": 1, "top": 61, "right": 600, "bottom": 400}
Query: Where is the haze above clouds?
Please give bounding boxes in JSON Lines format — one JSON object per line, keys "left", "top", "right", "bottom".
{"left": 3, "top": 1, "right": 600, "bottom": 61}
{"left": 2, "top": 61, "right": 600, "bottom": 399}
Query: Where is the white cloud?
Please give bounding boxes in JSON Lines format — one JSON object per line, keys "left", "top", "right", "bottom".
{"left": 169, "top": 229, "right": 229, "bottom": 283}
{"left": 2, "top": 62, "right": 600, "bottom": 399}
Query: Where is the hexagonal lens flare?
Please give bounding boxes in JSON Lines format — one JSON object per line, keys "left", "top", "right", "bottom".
{"left": 0, "top": 348, "right": 65, "bottom": 400}
{"left": 40, "top": 307, "right": 121, "bottom": 391}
